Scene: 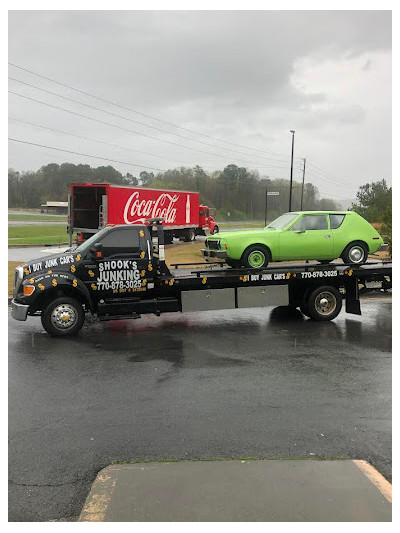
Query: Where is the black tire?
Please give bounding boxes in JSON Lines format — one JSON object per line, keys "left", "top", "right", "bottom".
{"left": 41, "top": 296, "right": 85, "bottom": 337}
{"left": 342, "top": 242, "right": 368, "bottom": 265}
{"left": 212, "top": 225, "right": 219, "bottom": 234}
{"left": 242, "top": 245, "right": 270, "bottom": 269}
{"left": 307, "top": 286, "right": 342, "bottom": 321}
{"left": 185, "top": 229, "right": 196, "bottom": 242}
{"left": 317, "top": 260, "right": 332, "bottom": 265}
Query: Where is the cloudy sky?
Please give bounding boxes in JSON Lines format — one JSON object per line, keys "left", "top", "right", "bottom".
{"left": 8, "top": 10, "right": 391, "bottom": 203}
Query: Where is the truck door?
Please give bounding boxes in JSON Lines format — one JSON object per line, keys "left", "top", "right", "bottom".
{"left": 79, "top": 226, "right": 154, "bottom": 300}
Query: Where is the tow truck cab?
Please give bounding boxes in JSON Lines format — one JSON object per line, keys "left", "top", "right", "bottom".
{"left": 11, "top": 220, "right": 392, "bottom": 337}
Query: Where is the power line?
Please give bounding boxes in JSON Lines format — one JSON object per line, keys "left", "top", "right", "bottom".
{"left": 9, "top": 62, "right": 296, "bottom": 161}
{"left": 10, "top": 76, "right": 292, "bottom": 165}
{"left": 8, "top": 137, "right": 168, "bottom": 172}
{"left": 8, "top": 116, "right": 220, "bottom": 170}
{"left": 8, "top": 90, "right": 290, "bottom": 171}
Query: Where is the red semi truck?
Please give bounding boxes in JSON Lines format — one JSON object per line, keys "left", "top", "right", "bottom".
{"left": 68, "top": 183, "right": 219, "bottom": 245}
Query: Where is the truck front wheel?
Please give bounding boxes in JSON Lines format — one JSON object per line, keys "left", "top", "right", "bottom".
{"left": 307, "top": 286, "right": 342, "bottom": 321}
{"left": 41, "top": 296, "right": 85, "bottom": 337}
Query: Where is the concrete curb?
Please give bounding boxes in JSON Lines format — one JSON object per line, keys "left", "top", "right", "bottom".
{"left": 79, "top": 459, "right": 392, "bottom": 522}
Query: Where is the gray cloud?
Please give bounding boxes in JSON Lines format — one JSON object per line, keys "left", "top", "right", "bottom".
{"left": 8, "top": 10, "right": 392, "bottom": 199}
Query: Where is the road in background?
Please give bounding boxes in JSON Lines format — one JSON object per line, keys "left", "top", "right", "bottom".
{"left": 9, "top": 298, "right": 391, "bottom": 521}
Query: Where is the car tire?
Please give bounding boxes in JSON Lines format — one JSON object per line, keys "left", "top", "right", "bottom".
{"left": 242, "top": 245, "right": 270, "bottom": 269}
{"left": 41, "top": 296, "right": 85, "bottom": 337}
{"left": 212, "top": 225, "right": 219, "bottom": 234}
{"left": 307, "top": 286, "right": 342, "bottom": 321}
{"left": 342, "top": 242, "right": 368, "bottom": 265}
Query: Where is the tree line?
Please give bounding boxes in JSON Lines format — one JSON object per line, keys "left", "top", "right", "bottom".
{"left": 8, "top": 162, "right": 343, "bottom": 221}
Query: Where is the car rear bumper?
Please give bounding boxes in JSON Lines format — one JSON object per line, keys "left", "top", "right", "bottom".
{"left": 11, "top": 299, "right": 29, "bottom": 321}
{"left": 378, "top": 244, "right": 389, "bottom": 252}
{"left": 202, "top": 249, "right": 227, "bottom": 261}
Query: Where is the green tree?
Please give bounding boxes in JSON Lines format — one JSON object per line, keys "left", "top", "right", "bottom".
{"left": 351, "top": 179, "right": 392, "bottom": 222}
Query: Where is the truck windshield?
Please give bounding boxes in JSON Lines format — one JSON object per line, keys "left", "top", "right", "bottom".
{"left": 265, "top": 213, "right": 298, "bottom": 230}
{"left": 74, "top": 227, "right": 110, "bottom": 253}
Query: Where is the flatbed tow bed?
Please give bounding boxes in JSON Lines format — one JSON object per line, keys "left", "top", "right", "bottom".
{"left": 11, "top": 219, "right": 392, "bottom": 336}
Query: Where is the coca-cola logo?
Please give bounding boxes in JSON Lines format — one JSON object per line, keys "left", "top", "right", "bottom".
{"left": 123, "top": 191, "right": 180, "bottom": 224}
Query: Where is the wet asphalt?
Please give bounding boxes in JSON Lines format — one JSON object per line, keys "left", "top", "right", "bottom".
{"left": 8, "top": 298, "right": 391, "bottom": 522}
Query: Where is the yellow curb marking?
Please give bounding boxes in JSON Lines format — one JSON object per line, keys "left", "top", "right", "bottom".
{"left": 353, "top": 460, "right": 392, "bottom": 503}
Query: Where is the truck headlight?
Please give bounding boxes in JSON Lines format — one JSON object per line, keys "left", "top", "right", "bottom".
{"left": 14, "top": 266, "right": 24, "bottom": 294}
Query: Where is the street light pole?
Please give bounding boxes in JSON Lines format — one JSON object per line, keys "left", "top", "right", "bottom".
{"left": 289, "top": 130, "right": 295, "bottom": 212}
{"left": 300, "top": 158, "right": 306, "bottom": 211}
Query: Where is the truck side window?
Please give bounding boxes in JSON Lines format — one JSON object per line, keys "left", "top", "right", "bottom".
{"left": 98, "top": 228, "right": 140, "bottom": 257}
{"left": 292, "top": 215, "right": 328, "bottom": 231}
{"left": 330, "top": 214, "right": 345, "bottom": 229}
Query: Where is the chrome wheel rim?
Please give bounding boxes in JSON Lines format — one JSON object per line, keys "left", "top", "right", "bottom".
{"left": 315, "top": 292, "right": 336, "bottom": 315}
{"left": 348, "top": 246, "right": 365, "bottom": 263}
{"left": 248, "top": 250, "right": 265, "bottom": 268}
{"left": 51, "top": 303, "right": 78, "bottom": 330}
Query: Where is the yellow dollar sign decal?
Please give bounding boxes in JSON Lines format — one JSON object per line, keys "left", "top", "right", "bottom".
{"left": 148, "top": 263, "right": 153, "bottom": 271}
{"left": 52, "top": 279, "right": 58, "bottom": 287}
{"left": 38, "top": 283, "right": 45, "bottom": 290}
{"left": 202, "top": 277, "right": 207, "bottom": 284}
{"left": 75, "top": 254, "right": 81, "bottom": 261}
{"left": 91, "top": 283, "right": 97, "bottom": 290}
{"left": 141, "top": 270, "right": 146, "bottom": 277}
{"left": 139, "top": 229, "right": 144, "bottom": 237}
{"left": 140, "top": 251, "right": 145, "bottom": 259}
{"left": 72, "top": 279, "right": 78, "bottom": 287}
{"left": 71, "top": 265, "right": 76, "bottom": 273}
{"left": 88, "top": 270, "right": 94, "bottom": 277}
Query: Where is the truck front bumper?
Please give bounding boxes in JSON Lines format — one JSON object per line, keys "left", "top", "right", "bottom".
{"left": 378, "top": 244, "right": 389, "bottom": 252}
{"left": 202, "top": 249, "right": 227, "bottom": 261}
{"left": 11, "top": 299, "right": 29, "bottom": 321}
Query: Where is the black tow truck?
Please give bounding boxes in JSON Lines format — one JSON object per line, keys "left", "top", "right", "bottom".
{"left": 11, "top": 219, "right": 392, "bottom": 337}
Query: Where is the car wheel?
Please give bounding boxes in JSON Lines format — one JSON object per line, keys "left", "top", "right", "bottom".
{"left": 242, "top": 245, "right": 270, "bottom": 269}
{"left": 212, "top": 225, "right": 219, "bottom": 234}
{"left": 342, "top": 242, "right": 368, "bottom": 265}
{"left": 307, "top": 286, "right": 342, "bottom": 321}
{"left": 41, "top": 296, "right": 85, "bottom": 337}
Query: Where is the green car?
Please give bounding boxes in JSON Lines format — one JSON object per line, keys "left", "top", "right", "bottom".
{"left": 202, "top": 211, "right": 386, "bottom": 268}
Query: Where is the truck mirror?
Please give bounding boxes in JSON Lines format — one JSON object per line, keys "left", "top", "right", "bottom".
{"left": 90, "top": 242, "right": 103, "bottom": 258}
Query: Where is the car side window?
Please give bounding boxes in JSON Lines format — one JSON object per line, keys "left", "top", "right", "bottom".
{"left": 291, "top": 215, "right": 328, "bottom": 231}
{"left": 98, "top": 228, "right": 141, "bottom": 257}
{"left": 330, "top": 214, "right": 345, "bottom": 229}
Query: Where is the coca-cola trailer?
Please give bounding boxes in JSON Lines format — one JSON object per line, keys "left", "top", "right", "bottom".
{"left": 68, "top": 183, "right": 219, "bottom": 245}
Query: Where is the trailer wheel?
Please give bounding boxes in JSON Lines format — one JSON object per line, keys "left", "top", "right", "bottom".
{"left": 307, "top": 286, "right": 342, "bottom": 321}
{"left": 185, "top": 229, "right": 196, "bottom": 242}
{"left": 41, "top": 296, "right": 85, "bottom": 337}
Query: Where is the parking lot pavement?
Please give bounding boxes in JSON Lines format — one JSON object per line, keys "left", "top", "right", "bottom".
{"left": 8, "top": 298, "right": 391, "bottom": 522}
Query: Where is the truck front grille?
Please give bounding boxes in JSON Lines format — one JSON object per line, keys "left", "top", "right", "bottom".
{"left": 206, "top": 239, "right": 220, "bottom": 250}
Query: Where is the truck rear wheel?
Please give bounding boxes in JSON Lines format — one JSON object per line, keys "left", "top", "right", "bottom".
{"left": 307, "top": 286, "right": 342, "bottom": 321}
{"left": 185, "top": 229, "right": 196, "bottom": 242}
{"left": 41, "top": 296, "right": 85, "bottom": 337}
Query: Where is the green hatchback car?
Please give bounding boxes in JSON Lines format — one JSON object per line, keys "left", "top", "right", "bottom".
{"left": 202, "top": 211, "right": 386, "bottom": 268}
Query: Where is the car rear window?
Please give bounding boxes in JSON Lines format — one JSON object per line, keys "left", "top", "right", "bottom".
{"left": 292, "top": 215, "right": 328, "bottom": 231}
{"left": 330, "top": 214, "right": 345, "bottom": 229}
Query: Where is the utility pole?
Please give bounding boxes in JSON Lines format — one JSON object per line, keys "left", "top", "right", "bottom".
{"left": 300, "top": 158, "right": 306, "bottom": 211}
{"left": 264, "top": 188, "right": 268, "bottom": 226}
{"left": 289, "top": 130, "right": 295, "bottom": 211}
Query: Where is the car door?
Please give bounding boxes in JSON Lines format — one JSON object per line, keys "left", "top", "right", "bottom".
{"left": 78, "top": 226, "right": 154, "bottom": 301}
{"left": 278, "top": 214, "right": 333, "bottom": 260}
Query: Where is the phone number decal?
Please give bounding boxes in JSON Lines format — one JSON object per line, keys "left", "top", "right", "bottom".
{"left": 300, "top": 270, "right": 338, "bottom": 279}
